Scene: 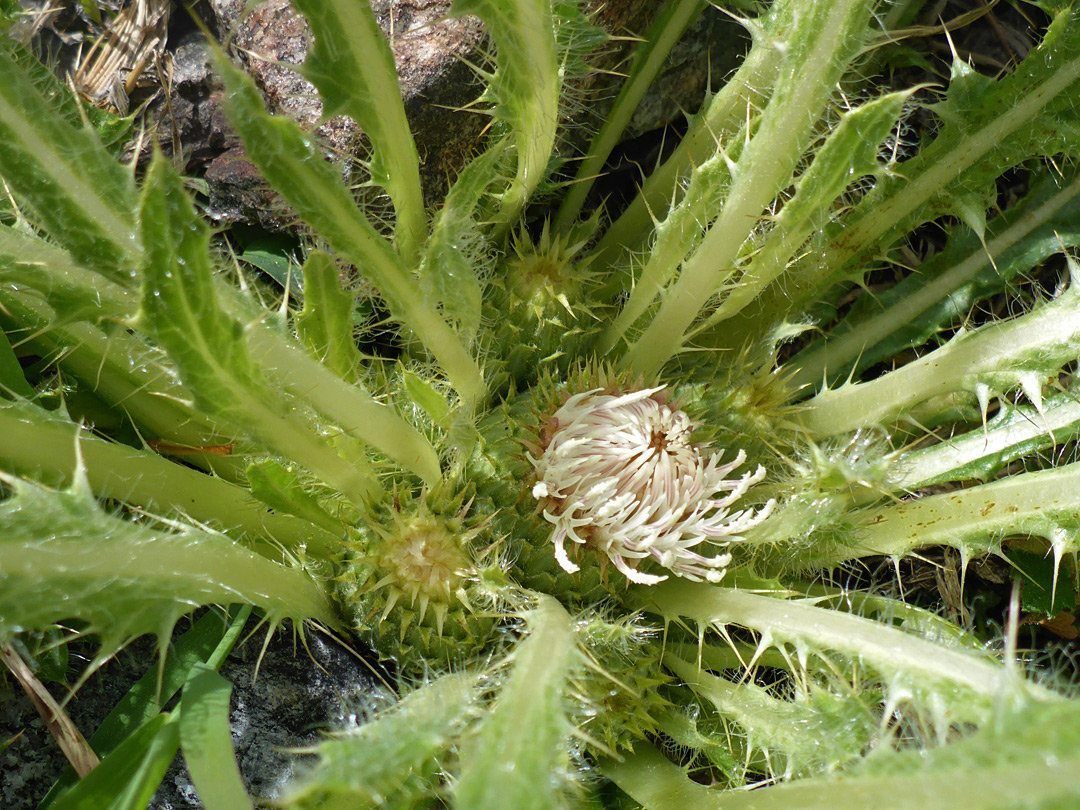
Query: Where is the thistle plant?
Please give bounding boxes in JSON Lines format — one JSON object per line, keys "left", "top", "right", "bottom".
{"left": 3, "top": 0, "right": 1080, "bottom": 808}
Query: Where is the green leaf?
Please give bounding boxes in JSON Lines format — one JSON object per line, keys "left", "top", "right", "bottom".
{"left": 607, "top": 702, "right": 1080, "bottom": 810}
{"left": 38, "top": 607, "right": 249, "bottom": 808}
{"left": 1010, "top": 548, "right": 1075, "bottom": 616}
{"left": 554, "top": 0, "right": 707, "bottom": 232}
{"left": 790, "top": 168, "right": 1080, "bottom": 389}
{"left": 620, "top": 0, "right": 877, "bottom": 375}
{"left": 728, "top": 7, "right": 1080, "bottom": 349}
{"left": 798, "top": 279, "right": 1080, "bottom": 436}
{"left": 181, "top": 665, "right": 254, "bottom": 810}
{"left": 401, "top": 369, "right": 451, "bottom": 427}
{"left": 246, "top": 458, "right": 340, "bottom": 534}
{"left": 0, "top": 46, "right": 137, "bottom": 283}
{"left": 283, "top": 672, "right": 477, "bottom": 809}
{"left": 455, "top": 596, "right": 577, "bottom": 810}
{"left": 0, "top": 471, "right": 340, "bottom": 657}
{"left": 0, "top": 223, "right": 135, "bottom": 324}
{"left": 831, "top": 464, "right": 1080, "bottom": 577}
{"left": 47, "top": 714, "right": 180, "bottom": 810}
{"left": 4, "top": 40, "right": 130, "bottom": 148}
{"left": 291, "top": 0, "right": 426, "bottom": 265}
{"left": 295, "top": 250, "right": 361, "bottom": 380}
{"left": 0, "top": 327, "right": 31, "bottom": 398}
{"left": 0, "top": 399, "right": 336, "bottom": 554}
{"left": 894, "top": 388, "right": 1080, "bottom": 489}
{"left": 240, "top": 240, "right": 302, "bottom": 298}
{"left": 451, "top": 0, "right": 559, "bottom": 229}
{"left": 137, "top": 153, "right": 381, "bottom": 506}
{"left": 590, "top": 0, "right": 791, "bottom": 277}
{"left": 418, "top": 144, "right": 506, "bottom": 344}
{"left": 691, "top": 88, "right": 915, "bottom": 339}
{"left": 213, "top": 50, "right": 486, "bottom": 408}
{"left": 640, "top": 582, "right": 1021, "bottom": 700}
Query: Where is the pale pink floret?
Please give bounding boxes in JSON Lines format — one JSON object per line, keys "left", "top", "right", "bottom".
{"left": 530, "top": 388, "right": 775, "bottom": 585}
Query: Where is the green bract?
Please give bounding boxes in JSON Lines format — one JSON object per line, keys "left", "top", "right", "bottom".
{"left": 2, "top": 1, "right": 1080, "bottom": 808}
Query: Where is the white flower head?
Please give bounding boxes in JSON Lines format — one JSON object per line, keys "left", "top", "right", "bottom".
{"left": 530, "top": 387, "right": 775, "bottom": 585}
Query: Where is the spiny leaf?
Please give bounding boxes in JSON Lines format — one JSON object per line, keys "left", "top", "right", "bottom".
{"left": 621, "top": 0, "right": 877, "bottom": 375}
{"left": 0, "top": 399, "right": 336, "bottom": 555}
{"left": 846, "top": 463, "right": 1080, "bottom": 577}
{"left": 728, "top": 7, "right": 1080, "bottom": 348}
{"left": 694, "top": 88, "right": 916, "bottom": 337}
{"left": 213, "top": 47, "right": 486, "bottom": 408}
{"left": 451, "top": 0, "right": 559, "bottom": 228}
{"left": 291, "top": 0, "right": 426, "bottom": 264}
{"left": 798, "top": 278, "right": 1080, "bottom": 436}
{"left": 895, "top": 386, "right": 1080, "bottom": 489}
{"left": 0, "top": 472, "right": 339, "bottom": 660}
{"left": 790, "top": 167, "right": 1080, "bottom": 389}
{"left": 283, "top": 673, "right": 477, "bottom": 809}
{"left": 455, "top": 595, "right": 577, "bottom": 810}
{"left": 4, "top": 39, "right": 131, "bottom": 148}
{"left": 0, "top": 45, "right": 136, "bottom": 283}
{"left": 137, "top": 153, "right": 381, "bottom": 506}
{"left": 418, "top": 143, "right": 507, "bottom": 344}
{"left": 605, "top": 704, "right": 1080, "bottom": 810}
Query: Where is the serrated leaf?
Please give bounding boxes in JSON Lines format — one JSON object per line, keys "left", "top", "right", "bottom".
{"left": 451, "top": 0, "right": 559, "bottom": 228}
{"left": 729, "top": 7, "right": 1080, "bottom": 347}
{"left": 0, "top": 473, "right": 339, "bottom": 651}
{"left": 4, "top": 40, "right": 131, "bottom": 148}
{"left": 418, "top": 145, "right": 506, "bottom": 343}
{"left": 621, "top": 0, "right": 877, "bottom": 375}
{"left": 799, "top": 280, "right": 1080, "bottom": 435}
{"left": 296, "top": 250, "right": 361, "bottom": 380}
{"left": 138, "top": 155, "right": 275, "bottom": 424}
{"left": 791, "top": 168, "right": 1080, "bottom": 387}
{"left": 213, "top": 49, "right": 486, "bottom": 407}
{"left": 0, "top": 46, "right": 137, "bottom": 283}
{"left": 291, "top": 0, "right": 425, "bottom": 265}
{"left": 894, "top": 389, "right": 1080, "bottom": 489}
{"left": 929, "top": 52, "right": 995, "bottom": 131}
{"left": 606, "top": 702, "right": 1080, "bottom": 810}
{"left": 283, "top": 672, "right": 477, "bottom": 809}
{"left": 180, "top": 665, "right": 254, "bottom": 810}
{"left": 694, "top": 88, "right": 915, "bottom": 336}
{"left": 137, "top": 153, "right": 381, "bottom": 506}
{"left": 455, "top": 596, "right": 576, "bottom": 810}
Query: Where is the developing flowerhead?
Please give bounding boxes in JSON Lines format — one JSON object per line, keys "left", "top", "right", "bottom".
{"left": 530, "top": 388, "right": 775, "bottom": 585}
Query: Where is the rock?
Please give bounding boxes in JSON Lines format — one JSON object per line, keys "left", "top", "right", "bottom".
{"left": 0, "top": 621, "right": 385, "bottom": 809}
{"left": 193, "top": 0, "right": 743, "bottom": 231}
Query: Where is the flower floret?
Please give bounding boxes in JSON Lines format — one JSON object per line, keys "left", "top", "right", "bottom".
{"left": 530, "top": 388, "right": 775, "bottom": 585}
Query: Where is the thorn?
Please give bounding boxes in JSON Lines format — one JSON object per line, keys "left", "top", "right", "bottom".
{"left": 975, "top": 382, "right": 992, "bottom": 442}
{"left": 1049, "top": 527, "right": 1069, "bottom": 614}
